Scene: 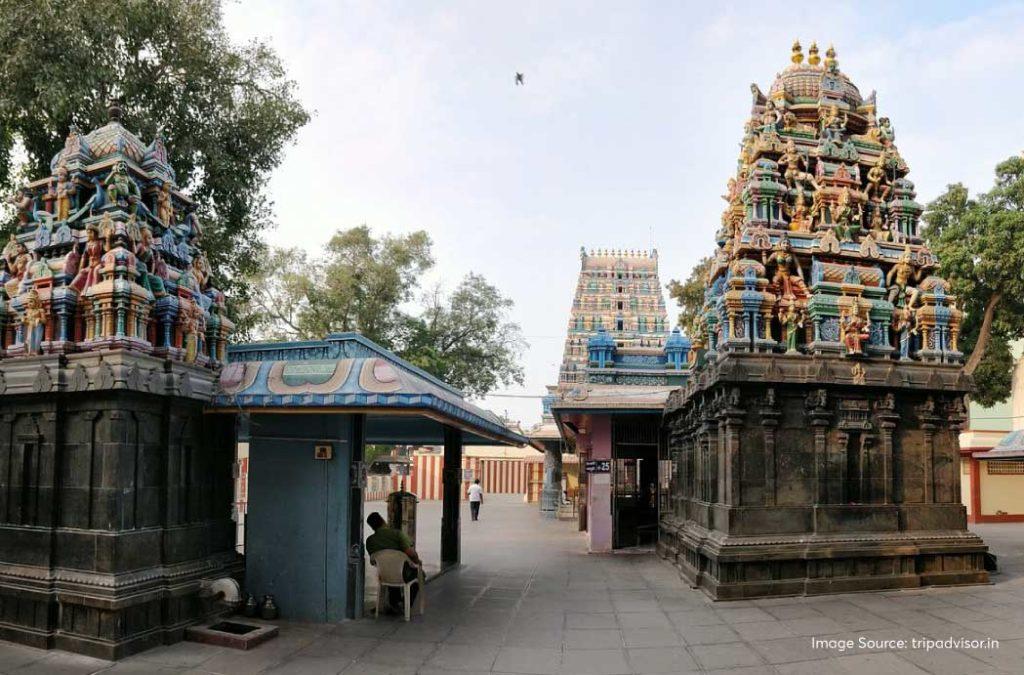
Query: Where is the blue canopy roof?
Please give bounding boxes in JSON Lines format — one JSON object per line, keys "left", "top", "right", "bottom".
{"left": 974, "top": 429, "right": 1024, "bottom": 460}
{"left": 209, "top": 333, "right": 527, "bottom": 446}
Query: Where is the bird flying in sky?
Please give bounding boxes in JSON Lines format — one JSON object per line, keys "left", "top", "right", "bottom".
{"left": 515, "top": 72, "right": 524, "bottom": 86}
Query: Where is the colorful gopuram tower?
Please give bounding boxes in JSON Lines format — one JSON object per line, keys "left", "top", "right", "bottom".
{"left": 559, "top": 248, "right": 669, "bottom": 384}
{"left": 659, "top": 42, "right": 989, "bottom": 597}
{"left": 0, "top": 104, "right": 237, "bottom": 657}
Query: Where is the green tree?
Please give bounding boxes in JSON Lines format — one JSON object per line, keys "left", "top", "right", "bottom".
{"left": 666, "top": 256, "right": 713, "bottom": 337}
{"left": 397, "top": 274, "right": 526, "bottom": 398}
{"left": 299, "top": 226, "right": 433, "bottom": 344}
{"left": 0, "top": 0, "right": 309, "bottom": 315}
{"left": 246, "top": 227, "right": 525, "bottom": 397}
{"left": 234, "top": 247, "right": 311, "bottom": 340}
{"left": 924, "top": 156, "right": 1024, "bottom": 405}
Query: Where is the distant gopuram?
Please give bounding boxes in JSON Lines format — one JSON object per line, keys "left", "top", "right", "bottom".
{"left": 658, "top": 42, "right": 989, "bottom": 598}
{"left": 0, "top": 103, "right": 237, "bottom": 657}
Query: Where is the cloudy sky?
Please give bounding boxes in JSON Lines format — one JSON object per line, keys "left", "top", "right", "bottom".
{"left": 224, "top": 0, "right": 1024, "bottom": 426}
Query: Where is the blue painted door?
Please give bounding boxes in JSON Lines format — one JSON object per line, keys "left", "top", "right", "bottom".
{"left": 243, "top": 414, "right": 353, "bottom": 622}
{"left": 246, "top": 434, "right": 351, "bottom": 622}
{"left": 247, "top": 438, "right": 328, "bottom": 620}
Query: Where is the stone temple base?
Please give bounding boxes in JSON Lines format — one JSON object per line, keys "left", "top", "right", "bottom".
{"left": 659, "top": 510, "right": 988, "bottom": 600}
{"left": 0, "top": 352, "right": 240, "bottom": 659}
{"left": 659, "top": 354, "right": 989, "bottom": 600}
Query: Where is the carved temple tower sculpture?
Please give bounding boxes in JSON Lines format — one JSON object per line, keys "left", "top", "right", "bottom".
{"left": 658, "top": 42, "right": 988, "bottom": 598}
{"left": 559, "top": 248, "right": 668, "bottom": 384}
{"left": 0, "top": 103, "right": 237, "bottom": 658}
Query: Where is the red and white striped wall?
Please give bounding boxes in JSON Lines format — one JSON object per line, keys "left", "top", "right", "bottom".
{"left": 363, "top": 453, "right": 543, "bottom": 502}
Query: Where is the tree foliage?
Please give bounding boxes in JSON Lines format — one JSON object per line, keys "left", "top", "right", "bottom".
{"left": 666, "top": 256, "right": 713, "bottom": 337}
{"left": 398, "top": 274, "right": 526, "bottom": 398}
{"left": 242, "top": 226, "right": 526, "bottom": 398}
{"left": 924, "top": 156, "right": 1024, "bottom": 405}
{"left": 0, "top": 0, "right": 309, "bottom": 318}
{"left": 301, "top": 226, "right": 433, "bottom": 344}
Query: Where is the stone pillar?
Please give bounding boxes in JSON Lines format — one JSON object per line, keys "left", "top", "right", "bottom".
{"left": 441, "top": 425, "right": 462, "bottom": 569}
{"left": 918, "top": 397, "right": 939, "bottom": 504}
{"left": 0, "top": 352, "right": 237, "bottom": 660}
{"left": 722, "top": 389, "right": 744, "bottom": 506}
{"left": 539, "top": 444, "right": 563, "bottom": 518}
{"left": 807, "top": 389, "right": 831, "bottom": 505}
{"left": 875, "top": 394, "right": 899, "bottom": 504}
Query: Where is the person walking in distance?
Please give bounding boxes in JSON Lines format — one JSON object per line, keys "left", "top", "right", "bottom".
{"left": 468, "top": 479, "right": 483, "bottom": 521}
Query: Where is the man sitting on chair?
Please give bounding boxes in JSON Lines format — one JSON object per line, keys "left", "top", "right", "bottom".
{"left": 366, "top": 512, "right": 421, "bottom": 612}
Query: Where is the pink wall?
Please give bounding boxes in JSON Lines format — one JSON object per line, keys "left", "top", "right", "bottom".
{"left": 587, "top": 416, "right": 613, "bottom": 553}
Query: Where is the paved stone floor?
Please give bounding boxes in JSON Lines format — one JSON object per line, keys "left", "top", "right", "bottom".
{"left": 2, "top": 498, "right": 1024, "bottom": 674}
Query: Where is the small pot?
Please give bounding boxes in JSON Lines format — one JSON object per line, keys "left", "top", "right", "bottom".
{"left": 243, "top": 594, "right": 258, "bottom": 617}
{"left": 260, "top": 594, "right": 279, "bottom": 620}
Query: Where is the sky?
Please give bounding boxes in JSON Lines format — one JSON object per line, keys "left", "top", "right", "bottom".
{"left": 223, "top": 0, "right": 1024, "bottom": 427}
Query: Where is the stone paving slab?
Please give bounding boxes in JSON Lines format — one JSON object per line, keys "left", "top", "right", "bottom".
{"left": 0, "top": 502, "right": 1023, "bottom": 674}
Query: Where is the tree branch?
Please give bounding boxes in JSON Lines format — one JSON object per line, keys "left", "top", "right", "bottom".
{"left": 965, "top": 291, "right": 1002, "bottom": 375}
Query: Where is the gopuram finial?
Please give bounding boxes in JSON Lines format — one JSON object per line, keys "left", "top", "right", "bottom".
{"left": 107, "top": 99, "right": 124, "bottom": 123}
{"left": 825, "top": 44, "right": 838, "bottom": 71}
{"left": 808, "top": 41, "right": 820, "bottom": 66}
{"left": 791, "top": 39, "right": 803, "bottom": 65}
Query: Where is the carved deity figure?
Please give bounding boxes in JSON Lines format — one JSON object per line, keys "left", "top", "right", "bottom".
{"left": 819, "top": 104, "right": 847, "bottom": 138}
{"left": 182, "top": 302, "right": 205, "bottom": 363}
{"left": 878, "top": 117, "right": 895, "bottom": 146}
{"left": 192, "top": 251, "right": 212, "bottom": 290}
{"left": 99, "top": 212, "right": 117, "bottom": 250}
{"left": 55, "top": 165, "right": 77, "bottom": 221}
{"left": 831, "top": 187, "right": 860, "bottom": 241}
{"left": 134, "top": 225, "right": 165, "bottom": 296}
{"left": 779, "top": 301, "right": 804, "bottom": 353}
{"left": 885, "top": 246, "right": 920, "bottom": 308}
{"left": 867, "top": 205, "right": 890, "bottom": 241}
{"left": 63, "top": 243, "right": 81, "bottom": 278}
{"left": 840, "top": 305, "right": 870, "bottom": 356}
{"left": 156, "top": 182, "right": 174, "bottom": 226}
{"left": 3, "top": 234, "right": 21, "bottom": 269}
{"left": 865, "top": 156, "right": 890, "bottom": 202}
{"left": 779, "top": 140, "right": 804, "bottom": 187}
{"left": 7, "top": 189, "right": 35, "bottom": 227}
{"left": 762, "top": 235, "right": 808, "bottom": 300}
{"left": 21, "top": 288, "right": 47, "bottom": 355}
{"left": 184, "top": 210, "right": 203, "bottom": 241}
{"left": 892, "top": 304, "right": 916, "bottom": 360}
{"left": 4, "top": 243, "right": 30, "bottom": 299}
{"left": 760, "top": 100, "right": 781, "bottom": 133}
{"left": 26, "top": 251, "right": 52, "bottom": 282}
{"left": 70, "top": 225, "right": 105, "bottom": 292}
{"left": 104, "top": 161, "right": 137, "bottom": 205}
{"left": 783, "top": 188, "right": 812, "bottom": 232}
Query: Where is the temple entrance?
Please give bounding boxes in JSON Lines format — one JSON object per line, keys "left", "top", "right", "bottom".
{"left": 612, "top": 417, "right": 660, "bottom": 548}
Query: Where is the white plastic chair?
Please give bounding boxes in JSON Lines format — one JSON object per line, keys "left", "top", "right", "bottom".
{"left": 370, "top": 550, "right": 425, "bottom": 621}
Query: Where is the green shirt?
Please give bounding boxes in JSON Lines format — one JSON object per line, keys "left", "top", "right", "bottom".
{"left": 366, "top": 526, "right": 413, "bottom": 556}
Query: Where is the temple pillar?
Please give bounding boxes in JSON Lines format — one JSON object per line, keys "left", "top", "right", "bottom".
{"left": 441, "top": 425, "right": 462, "bottom": 569}
{"left": 539, "top": 444, "right": 563, "bottom": 518}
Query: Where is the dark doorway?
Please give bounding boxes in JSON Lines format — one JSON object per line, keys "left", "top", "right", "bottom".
{"left": 612, "top": 417, "right": 660, "bottom": 548}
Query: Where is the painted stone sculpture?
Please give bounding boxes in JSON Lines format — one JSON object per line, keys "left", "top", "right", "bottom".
{"left": 0, "top": 102, "right": 232, "bottom": 364}
{"left": 0, "top": 102, "right": 238, "bottom": 659}
{"left": 660, "top": 42, "right": 988, "bottom": 599}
